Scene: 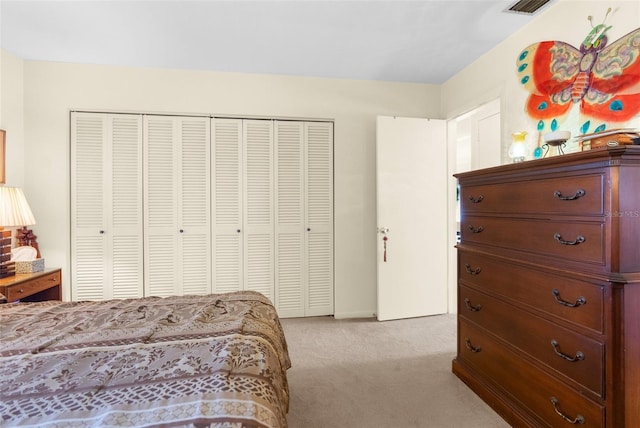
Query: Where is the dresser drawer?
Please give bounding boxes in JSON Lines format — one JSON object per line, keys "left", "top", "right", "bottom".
{"left": 459, "top": 284, "right": 604, "bottom": 397}
{"left": 460, "top": 173, "right": 604, "bottom": 216}
{"left": 458, "top": 250, "right": 604, "bottom": 332}
{"left": 458, "top": 318, "right": 605, "bottom": 427}
{"left": 4, "top": 271, "right": 61, "bottom": 302}
{"left": 461, "top": 217, "right": 605, "bottom": 266}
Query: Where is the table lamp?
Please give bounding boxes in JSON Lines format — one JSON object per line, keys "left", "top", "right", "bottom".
{"left": 0, "top": 186, "right": 36, "bottom": 278}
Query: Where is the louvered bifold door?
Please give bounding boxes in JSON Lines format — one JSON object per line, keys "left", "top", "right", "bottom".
{"left": 179, "top": 118, "right": 211, "bottom": 296}
{"left": 274, "top": 121, "right": 305, "bottom": 317}
{"left": 305, "top": 122, "right": 334, "bottom": 316}
{"left": 243, "top": 120, "right": 275, "bottom": 301}
{"left": 144, "top": 116, "right": 211, "bottom": 297}
{"left": 144, "top": 116, "right": 179, "bottom": 297}
{"left": 71, "top": 112, "right": 143, "bottom": 300}
{"left": 212, "top": 118, "right": 244, "bottom": 293}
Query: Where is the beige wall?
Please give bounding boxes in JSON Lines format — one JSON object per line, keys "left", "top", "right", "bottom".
{"left": 442, "top": 0, "right": 640, "bottom": 161}
{"left": 20, "top": 60, "right": 440, "bottom": 317}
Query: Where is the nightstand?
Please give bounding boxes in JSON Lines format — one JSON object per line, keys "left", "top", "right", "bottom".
{"left": 0, "top": 268, "right": 62, "bottom": 303}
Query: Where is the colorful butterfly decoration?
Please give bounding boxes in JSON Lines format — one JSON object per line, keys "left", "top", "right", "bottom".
{"left": 517, "top": 10, "right": 640, "bottom": 133}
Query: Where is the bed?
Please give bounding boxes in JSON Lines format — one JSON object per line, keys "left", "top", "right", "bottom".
{"left": 0, "top": 290, "right": 291, "bottom": 428}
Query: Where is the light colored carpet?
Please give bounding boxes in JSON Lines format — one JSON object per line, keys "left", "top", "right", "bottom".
{"left": 281, "top": 314, "right": 510, "bottom": 428}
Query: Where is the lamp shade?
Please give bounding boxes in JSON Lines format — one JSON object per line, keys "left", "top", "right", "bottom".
{"left": 0, "top": 186, "right": 36, "bottom": 227}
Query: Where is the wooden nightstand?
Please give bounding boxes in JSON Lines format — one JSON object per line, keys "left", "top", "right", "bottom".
{"left": 0, "top": 268, "right": 62, "bottom": 303}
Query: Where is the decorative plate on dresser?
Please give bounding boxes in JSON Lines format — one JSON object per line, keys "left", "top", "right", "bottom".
{"left": 452, "top": 146, "right": 640, "bottom": 428}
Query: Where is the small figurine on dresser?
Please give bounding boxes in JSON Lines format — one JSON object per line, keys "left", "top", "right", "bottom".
{"left": 11, "top": 226, "right": 44, "bottom": 273}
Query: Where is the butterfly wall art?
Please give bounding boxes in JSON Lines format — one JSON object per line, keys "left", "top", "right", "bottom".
{"left": 516, "top": 9, "right": 640, "bottom": 134}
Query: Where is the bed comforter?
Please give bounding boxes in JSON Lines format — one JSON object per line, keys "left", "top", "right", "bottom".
{"left": 0, "top": 291, "right": 291, "bottom": 428}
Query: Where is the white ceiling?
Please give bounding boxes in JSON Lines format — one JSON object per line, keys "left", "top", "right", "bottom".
{"left": 0, "top": 0, "right": 547, "bottom": 84}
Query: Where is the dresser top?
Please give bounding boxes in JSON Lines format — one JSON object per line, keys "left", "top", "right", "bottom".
{"left": 455, "top": 145, "right": 640, "bottom": 182}
{"left": 0, "top": 268, "right": 61, "bottom": 287}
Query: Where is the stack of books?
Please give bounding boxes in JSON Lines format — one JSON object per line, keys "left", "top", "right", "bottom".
{"left": 578, "top": 129, "right": 640, "bottom": 150}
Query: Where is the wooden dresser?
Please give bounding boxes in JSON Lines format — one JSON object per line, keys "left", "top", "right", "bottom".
{"left": 452, "top": 146, "right": 640, "bottom": 427}
{"left": 0, "top": 268, "right": 62, "bottom": 303}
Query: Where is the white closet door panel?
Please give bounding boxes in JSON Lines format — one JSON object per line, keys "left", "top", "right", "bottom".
{"left": 72, "top": 112, "right": 143, "bottom": 301}
{"left": 305, "top": 122, "right": 334, "bottom": 316}
{"left": 244, "top": 120, "right": 274, "bottom": 301}
{"left": 274, "top": 121, "right": 305, "bottom": 317}
{"left": 72, "top": 113, "right": 107, "bottom": 300}
{"left": 179, "top": 118, "right": 211, "bottom": 295}
{"left": 144, "top": 116, "right": 179, "bottom": 296}
{"left": 212, "top": 118, "right": 244, "bottom": 293}
{"left": 110, "top": 115, "right": 144, "bottom": 298}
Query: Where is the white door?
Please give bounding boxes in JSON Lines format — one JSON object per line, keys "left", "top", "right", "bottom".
{"left": 243, "top": 120, "right": 275, "bottom": 301}
{"left": 71, "top": 112, "right": 144, "bottom": 301}
{"left": 274, "top": 121, "right": 334, "bottom": 318}
{"left": 144, "top": 115, "right": 211, "bottom": 297}
{"left": 303, "top": 122, "right": 334, "bottom": 316}
{"left": 376, "top": 116, "right": 448, "bottom": 321}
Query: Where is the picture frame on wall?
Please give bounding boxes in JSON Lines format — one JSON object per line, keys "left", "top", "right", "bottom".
{"left": 0, "top": 129, "right": 5, "bottom": 184}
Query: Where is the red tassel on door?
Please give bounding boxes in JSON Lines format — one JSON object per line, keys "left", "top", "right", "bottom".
{"left": 383, "top": 236, "right": 388, "bottom": 262}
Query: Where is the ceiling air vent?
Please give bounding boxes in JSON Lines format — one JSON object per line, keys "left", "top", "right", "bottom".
{"left": 506, "top": 0, "right": 552, "bottom": 15}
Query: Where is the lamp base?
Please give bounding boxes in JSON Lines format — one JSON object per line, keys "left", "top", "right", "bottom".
{"left": 0, "top": 261, "right": 15, "bottom": 278}
{"left": 0, "top": 229, "right": 15, "bottom": 278}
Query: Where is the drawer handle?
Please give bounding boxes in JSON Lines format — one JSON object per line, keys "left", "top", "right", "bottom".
{"left": 553, "top": 189, "right": 586, "bottom": 201}
{"left": 552, "top": 289, "right": 586, "bottom": 307}
{"left": 467, "top": 225, "right": 484, "bottom": 233}
{"left": 550, "top": 397, "right": 585, "bottom": 424}
{"left": 468, "top": 195, "right": 484, "bottom": 203}
{"left": 551, "top": 340, "right": 585, "bottom": 362}
{"left": 464, "top": 298, "right": 482, "bottom": 312}
{"left": 464, "top": 264, "right": 482, "bottom": 275}
{"left": 465, "top": 338, "right": 481, "bottom": 353}
{"left": 553, "top": 233, "right": 585, "bottom": 245}
{"left": 18, "top": 288, "right": 24, "bottom": 294}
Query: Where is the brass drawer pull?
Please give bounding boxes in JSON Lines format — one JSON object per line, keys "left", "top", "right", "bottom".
{"left": 550, "top": 397, "right": 585, "bottom": 424}
{"left": 553, "top": 189, "right": 586, "bottom": 201}
{"left": 464, "top": 298, "right": 482, "bottom": 312}
{"left": 464, "top": 264, "right": 482, "bottom": 275}
{"left": 552, "top": 289, "right": 586, "bottom": 307}
{"left": 554, "top": 233, "right": 585, "bottom": 245}
{"left": 465, "top": 338, "right": 481, "bottom": 353}
{"left": 468, "top": 225, "right": 484, "bottom": 233}
{"left": 551, "top": 340, "right": 585, "bottom": 362}
{"left": 468, "top": 195, "right": 484, "bottom": 204}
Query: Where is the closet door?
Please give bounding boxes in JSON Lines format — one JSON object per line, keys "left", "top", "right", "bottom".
{"left": 274, "top": 121, "right": 334, "bottom": 317}
{"left": 211, "top": 118, "right": 244, "bottom": 293}
{"left": 211, "top": 119, "right": 274, "bottom": 300}
{"left": 304, "top": 122, "right": 334, "bottom": 316}
{"left": 274, "top": 121, "right": 305, "bottom": 317}
{"left": 71, "top": 112, "right": 143, "bottom": 300}
{"left": 243, "top": 120, "right": 275, "bottom": 301}
{"left": 144, "top": 116, "right": 210, "bottom": 297}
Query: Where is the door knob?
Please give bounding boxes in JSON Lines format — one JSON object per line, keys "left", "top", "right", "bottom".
{"left": 378, "top": 227, "right": 389, "bottom": 234}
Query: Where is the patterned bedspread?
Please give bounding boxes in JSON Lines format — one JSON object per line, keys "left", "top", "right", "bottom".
{"left": 0, "top": 291, "right": 291, "bottom": 428}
